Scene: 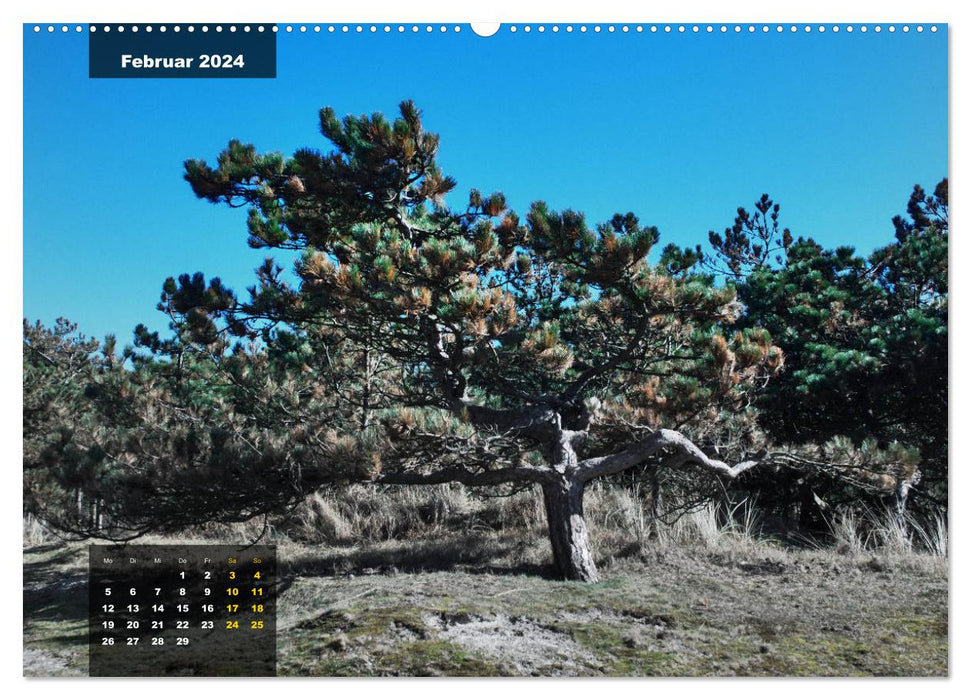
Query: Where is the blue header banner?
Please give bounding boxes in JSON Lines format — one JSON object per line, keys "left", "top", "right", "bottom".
{"left": 88, "top": 24, "right": 276, "bottom": 78}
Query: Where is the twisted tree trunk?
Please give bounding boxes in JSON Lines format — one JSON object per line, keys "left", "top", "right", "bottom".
{"left": 542, "top": 478, "right": 598, "bottom": 582}
{"left": 377, "top": 425, "right": 916, "bottom": 584}
{"left": 538, "top": 428, "right": 768, "bottom": 582}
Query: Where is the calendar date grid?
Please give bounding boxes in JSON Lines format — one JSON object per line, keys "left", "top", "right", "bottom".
{"left": 88, "top": 545, "right": 276, "bottom": 676}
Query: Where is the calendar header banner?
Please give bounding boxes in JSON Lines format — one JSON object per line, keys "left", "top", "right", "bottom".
{"left": 88, "top": 24, "right": 277, "bottom": 78}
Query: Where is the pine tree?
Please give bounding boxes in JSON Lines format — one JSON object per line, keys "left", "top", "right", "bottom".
{"left": 166, "top": 102, "right": 917, "bottom": 580}
{"left": 695, "top": 184, "right": 947, "bottom": 517}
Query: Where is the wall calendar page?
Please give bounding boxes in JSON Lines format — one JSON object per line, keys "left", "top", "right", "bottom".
{"left": 21, "top": 5, "right": 950, "bottom": 682}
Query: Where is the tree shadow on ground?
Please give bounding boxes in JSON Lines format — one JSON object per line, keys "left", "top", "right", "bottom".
{"left": 23, "top": 545, "right": 82, "bottom": 586}
{"left": 24, "top": 547, "right": 89, "bottom": 648}
{"left": 24, "top": 543, "right": 68, "bottom": 557}
{"left": 282, "top": 534, "right": 554, "bottom": 581}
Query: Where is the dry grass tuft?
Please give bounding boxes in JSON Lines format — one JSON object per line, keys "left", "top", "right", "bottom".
{"left": 23, "top": 514, "right": 56, "bottom": 547}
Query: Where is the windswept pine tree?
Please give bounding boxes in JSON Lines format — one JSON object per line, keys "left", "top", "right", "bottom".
{"left": 159, "top": 101, "right": 918, "bottom": 581}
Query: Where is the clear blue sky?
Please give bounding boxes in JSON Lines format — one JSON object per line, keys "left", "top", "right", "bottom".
{"left": 23, "top": 25, "right": 948, "bottom": 344}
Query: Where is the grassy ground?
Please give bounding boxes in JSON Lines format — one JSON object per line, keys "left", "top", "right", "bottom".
{"left": 24, "top": 528, "right": 947, "bottom": 677}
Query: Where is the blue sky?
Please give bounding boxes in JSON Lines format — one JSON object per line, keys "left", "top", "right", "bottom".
{"left": 23, "top": 25, "right": 948, "bottom": 344}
